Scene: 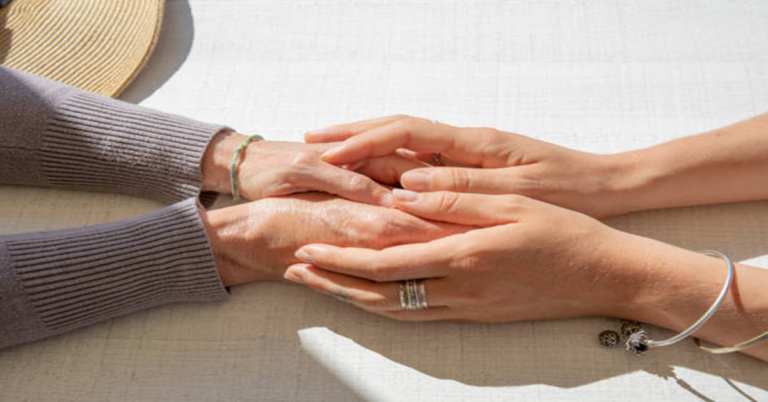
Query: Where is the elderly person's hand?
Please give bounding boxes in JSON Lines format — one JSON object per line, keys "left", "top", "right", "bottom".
{"left": 201, "top": 131, "right": 427, "bottom": 207}
{"left": 284, "top": 190, "right": 768, "bottom": 362}
{"left": 305, "top": 115, "right": 634, "bottom": 218}
{"left": 200, "top": 192, "right": 472, "bottom": 286}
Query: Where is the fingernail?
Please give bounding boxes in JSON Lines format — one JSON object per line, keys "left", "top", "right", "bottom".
{"left": 295, "top": 249, "right": 315, "bottom": 264}
{"left": 380, "top": 192, "right": 395, "bottom": 207}
{"left": 296, "top": 245, "right": 333, "bottom": 263}
{"left": 393, "top": 188, "right": 420, "bottom": 202}
{"left": 284, "top": 267, "right": 304, "bottom": 283}
{"left": 401, "top": 171, "right": 431, "bottom": 191}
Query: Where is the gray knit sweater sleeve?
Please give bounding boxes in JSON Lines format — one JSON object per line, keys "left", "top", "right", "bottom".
{"left": 0, "top": 66, "right": 225, "bottom": 203}
{"left": 0, "top": 67, "right": 229, "bottom": 348}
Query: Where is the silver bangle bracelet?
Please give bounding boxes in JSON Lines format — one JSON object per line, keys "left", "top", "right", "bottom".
{"left": 645, "top": 250, "right": 734, "bottom": 348}
{"left": 695, "top": 330, "right": 768, "bottom": 354}
{"left": 599, "top": 250, "right": 735, "bottom": 354}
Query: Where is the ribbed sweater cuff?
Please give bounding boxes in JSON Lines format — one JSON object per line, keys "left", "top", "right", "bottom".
{"left": 40, "top": 91, "right": 228, "bottom": 204}
{"left": 0, "top": 198, "right": 228, "bottom": 347}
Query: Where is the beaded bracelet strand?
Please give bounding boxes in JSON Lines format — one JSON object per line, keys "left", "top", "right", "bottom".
{"left": 230, "top": 134, "right": 264, "bottom": 200}
{"left": 598, "top": 250, "right": 735, "bottom": 355}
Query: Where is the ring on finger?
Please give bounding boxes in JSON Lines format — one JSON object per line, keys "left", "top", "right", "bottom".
{"left": 399, "top": 279, "right": 429, "bottom": 310}
{"left": 432, "top": 152, "right": 443, "bottom": 166}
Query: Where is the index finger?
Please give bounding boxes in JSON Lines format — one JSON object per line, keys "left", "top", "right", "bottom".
{"left": 304, "top": 115, "right": 403, "bottom": 143}
{"left": 295, "top": 162, "right": 396, "bottom": 207}
{"left": 320, "top": 117, "right": 489, "bottom": 166}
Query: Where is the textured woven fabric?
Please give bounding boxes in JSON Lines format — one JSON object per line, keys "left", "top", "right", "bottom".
{"left": 1, "top": 0, "right": 768, "bottom": 401}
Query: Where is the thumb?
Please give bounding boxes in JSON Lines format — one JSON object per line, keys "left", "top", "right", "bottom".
{"left": 391, "top": 190, "right": 523, "bottom": 226}
{"left": 401, "top": 167, "right": 512, "bottom": 193}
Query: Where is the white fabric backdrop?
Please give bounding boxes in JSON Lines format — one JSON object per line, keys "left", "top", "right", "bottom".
{"left": 1, "top": 0, "right": 767, "bottom": 400}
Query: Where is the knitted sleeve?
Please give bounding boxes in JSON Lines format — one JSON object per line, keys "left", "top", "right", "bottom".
{"left": 0, "top": 66, "right": 227, "bottom": 203}
{"left": 0, "top": 198, "right": 229, "bottom": 348}
{"left": 0, "top": 67, "right": 232, "bottom": 348}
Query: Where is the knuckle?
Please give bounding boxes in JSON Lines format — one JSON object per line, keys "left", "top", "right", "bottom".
{"left": 369, "top": 263, "right": 394, "bottom": 282}
{"left": 510, "top": 170, "right": 546, "bottom": 197}
{"left": 454, "top": 284, "right": 488, "bottom": 305}
{"left": 290, "top": 152, "right": 317, "bottom": 168}
{"left": 502, "top": 193, "right": 522, "bottom": 203}
{"left": 502, "top": 193, "right": 528, "bottom": 207}
{"left": 447, "top": 168, "right": 472, "bottom": 190}
{"left": 395, "top": 116, "right": 418, "bottom": 133}
{"left": 373, "top": 214, "right": 422, "bottom": 240}
{"left": 374, "top": 219, "right": 399, "bottom": 238}
{"left": 392, "top": 118, "right": 410, "bottom": 132}
{"left": 452, "top": 253, "right": 484, "bottom": 272}
{"left": 346, "top": 173, "right": 372, "bottom": 193}
{"left": 479, "top": 127, "right": 502, "bottom": 139}
{"left": 435, "top": 192, "right": 462, "bottom": 214}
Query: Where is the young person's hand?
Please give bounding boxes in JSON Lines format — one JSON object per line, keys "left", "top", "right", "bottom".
{"left": 309, "top": 113, "right": 768, "bottom": 218}
{"left": 200, "top": 192, "right": 472, "bottom": 286}
{"left": 201, "top": 131, "right": 428, "bottom": 207}
{"left": 305, "top": 115, "right": 632, "bottom": 217}
{"left": 286, "top": 190, "right": 641, "bottom": 322}
{"left": 285, "top": 190, "right": 768, "bottom": 362}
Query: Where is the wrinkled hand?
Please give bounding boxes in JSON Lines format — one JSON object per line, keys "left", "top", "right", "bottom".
{"left": 200, "top": 192, "right": 473, "bottom": 286}
{"left": 202, "top": 131, "right": 427, "bottom": 207}
{"left": 284, "top": 189, "right": 646, "bottom": 322}
{"left": 306, "top": 115, "right": 635, "bottom": 218}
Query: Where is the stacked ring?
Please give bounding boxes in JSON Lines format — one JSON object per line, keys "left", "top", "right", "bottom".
{"left": 399, "top": 279, "right": 428, "bottom": 310}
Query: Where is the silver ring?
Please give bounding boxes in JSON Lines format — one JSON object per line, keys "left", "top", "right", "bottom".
{"left": 399, "top": 279, "right": 428, "bottom": 310}
{"left": 430, "top": 120, "right": 443, "bottom": 166}
{"left": 432, "top": 152, "right": 443, "bottom": 166}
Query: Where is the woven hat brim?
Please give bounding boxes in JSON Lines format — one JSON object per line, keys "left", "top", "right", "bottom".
{"left": 0, "top": 0, "right": 165, "bottom": 98}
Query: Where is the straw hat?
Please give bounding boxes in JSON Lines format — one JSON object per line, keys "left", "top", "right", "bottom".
{"left": 0, "top": 0, "right": 165, "bottom": 97}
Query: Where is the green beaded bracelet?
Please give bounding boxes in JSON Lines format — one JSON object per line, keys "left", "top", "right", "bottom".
{"left": 230, "top": 134, "right": 264, "bottom": 200}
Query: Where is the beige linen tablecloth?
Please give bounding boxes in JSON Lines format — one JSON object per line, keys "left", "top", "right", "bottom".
{"left": 1, "top": 0, "right": 767, "bottom": 400}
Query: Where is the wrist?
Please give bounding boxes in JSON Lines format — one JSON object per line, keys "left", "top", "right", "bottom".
{"left": 601, "top": 149, "right": 663, "bottom": 215}
{"left": 201, "top": 130, "right": 249, "bottom": 193}
{"left": 605, "top": 239, "right": 768, "bottom": 360}
{"left": 199, "top": 202, "right": 271, "bottom": 286}
{"left": 599, "top": 233, "right": 728, "bottom": 326}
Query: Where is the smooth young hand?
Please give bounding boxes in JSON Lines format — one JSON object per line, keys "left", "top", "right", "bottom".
{"left": 309, "top": 113, "right": 768, "bottom": 217}
{"left": 306, "top": 115, "right": 633, "bottom": 217}
{"left": 285, "top": 190, "right": 643, "bottom": 322}
{"left": 284, "top": 190, "right": 768, "bottom": 362}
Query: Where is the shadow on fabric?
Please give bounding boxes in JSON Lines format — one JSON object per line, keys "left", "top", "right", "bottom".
{"left": 287, "top": 200, "right": 768, "bottom": 400}
{"left": 119, "top": 0, "right": 194, "bottom": 103}
{"left": 0, "top": 200, "right": 766, "bottom": 400}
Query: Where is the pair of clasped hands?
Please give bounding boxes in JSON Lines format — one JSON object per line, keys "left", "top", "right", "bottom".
{"left": 200, "top": 114, "right": 668, "bottom": 324}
